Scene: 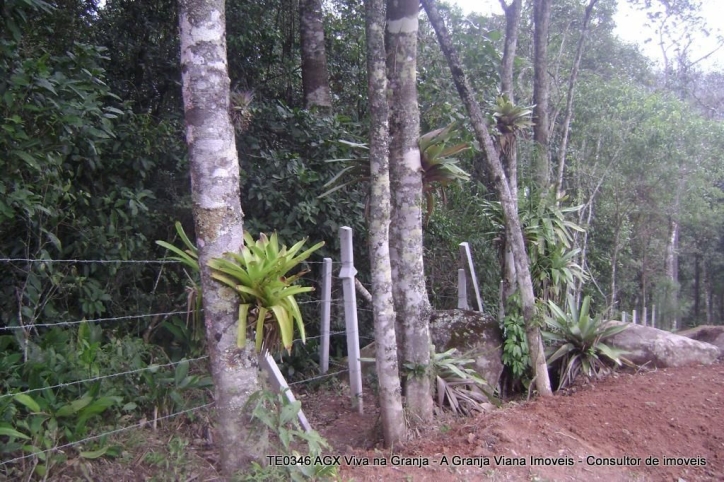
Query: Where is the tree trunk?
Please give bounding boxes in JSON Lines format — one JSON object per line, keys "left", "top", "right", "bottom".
{"left": 610, "top": 216, "right": 622, "bottom": 315}
{"left": 365, "top": 0, "right": 405, "bottom": 446}
{"left": 555, "top": 0, "right": 597, "bottom": 198}
{"left": 703, "top": 261, "right": 712, "bottom": 324}
{"left": 665, "top": 217, "right": 679, "bottom": 326}
{"left": 499, "top": 0, "right": 521, "bottom": 99}
{"left": 421, "top": 0, "right": 552, "bottom": 397}
{"left": 499, "top": 0, "right": 521, "bottom": 314}
{"left": 300, "top": 0, "right": 333, "bottom": 111}
{"left": 386, "top": 0, "right": 434, "bottom": 423}
{"left": 532, "top": 0, "right": 552, "bottom": 189}
{"left": 694, "top": 254, "right": 700, "bottom": 322}
{"left": 178, "top": 0, "right": 262, "bottom": 476}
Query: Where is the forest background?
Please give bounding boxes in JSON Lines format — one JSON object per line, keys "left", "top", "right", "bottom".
{"left": 1, "top": 0, "right": 723, "bottom": 478}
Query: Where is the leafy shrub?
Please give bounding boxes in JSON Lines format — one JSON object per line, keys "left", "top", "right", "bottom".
{"left": 542, "top": 295, "right": 630, "bottom": 390}
{"left": 236, "top": 388, "right": 337, "bottom": 482}
{"left": 0, "top": 324, "right": 212, "bottom": 480}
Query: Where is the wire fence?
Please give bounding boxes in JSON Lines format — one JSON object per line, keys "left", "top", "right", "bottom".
{"left": 0, "top": 254, "right": 368, "bottom": 472}
{"left": 0, "top": 402, "right": 215, "bottom": 467}
{"left": 0, "top": 356, "right": 210, "bottom": 401}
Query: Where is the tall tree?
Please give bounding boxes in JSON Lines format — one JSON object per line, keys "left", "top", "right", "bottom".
{"left": 498, "top": 0, "right": 522, "bottom": 316}
{"left": 300, "top": 0, "right": 333, "bottom": 110}
{"left": 421, "top": 0, "right": 553, "bottom": 397}
{"left": 532, "top": 0, "right": 552, "bottom": 188}
{"left": 554, "top": 0, "right": 598, "bottom": 198}
{"left": 500, "top": 0, "right": 522, "bottom": 99}
{"left": 365, "top": 0, "right": 406, "bottom": 446}
{"left": 386, "top": 0, "right": 434, "bottom": 422}
{"left": 178, "top": 0, "right": 261, "bottom": 475}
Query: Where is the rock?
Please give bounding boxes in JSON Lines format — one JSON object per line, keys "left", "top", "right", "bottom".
{"left": 607, "top": 321, "right": 720, "bottom": 368}
{"left": 429, "top": 310, "right": 504, "bottom": 389}
{"left": 677, "top": 325, "right": 724, "bottom": 358}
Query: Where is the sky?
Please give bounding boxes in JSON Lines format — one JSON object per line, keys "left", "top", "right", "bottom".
{"left": 451, "top": 0, "right": 723, "bottom": 71}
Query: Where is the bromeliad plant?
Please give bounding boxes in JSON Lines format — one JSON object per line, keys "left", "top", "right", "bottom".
{"left": 431, "top": 348, "right": 500, "bottom": 416}
{"left": 157, "top": 225, "right": 323, "bottom": 353}
{"left": 480, "top": 191, "right": 587, "bottom": 303}
{"left": 318, "top": 122, "right": 471, "bottom": 222}
{"left": 542, "top": 294, "right": 630, "bottom": 390}
{"left": 208, "top": 232, "right": 324, "bottom": 353}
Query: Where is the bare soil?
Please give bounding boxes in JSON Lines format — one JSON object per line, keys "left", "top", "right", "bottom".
{"left": 301, "top": 362, "right": 724, "bottom": 482}
{"left": 37, "top": 362, "right": 723, "bottom": 481}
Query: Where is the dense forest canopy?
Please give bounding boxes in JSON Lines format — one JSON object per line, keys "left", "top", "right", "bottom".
{"left": 1, "top": 0, "right": 723, "bottom": 474}
{"left": 1, "top": 0, "right": 722, "bottom": 352}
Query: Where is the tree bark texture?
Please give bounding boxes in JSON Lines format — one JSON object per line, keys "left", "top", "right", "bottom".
{"left": 386, "top": 0, "right": 434, "bottom": 423}
{"left": 178, "top": 1, "right": 262, "bottom": 476}
{"left": 532, "top": 0, "right": 552, "bottom": 188}
{"left": 421, "top": 0, "right": 553, "bottom": 397}
{"left": 499, "top": 0, "right": 521, "bottom": 100}
{"left": 300, "top": 0, "right": 333, "bottom": 110}
{"left": 555, "top": 0, "right": 597, "bottom": 198}
{"left": 499, "top": 0, "right": 522, "bottom": 312}
{"left": 364, "top": 0, "right": 406, "bottom": 446}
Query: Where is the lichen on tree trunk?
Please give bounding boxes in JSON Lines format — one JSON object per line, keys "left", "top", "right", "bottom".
{"left": 386, "top": 0, "right": 434, "bottom": 423}
{"left": 178, "top": 0, "right": 264, "bottom": 475}
{"left": 365, "top": 0, "right": 406, "bottom": 446}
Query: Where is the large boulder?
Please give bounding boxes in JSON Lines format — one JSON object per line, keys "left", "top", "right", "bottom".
{"left": 429, "top": 310, "right": 504, "bottom": 389}
{"left": 607, "top": 321, "right": 720, "bottom": 368}
{"left": 677, "top": 325, "right": 724, "bottom": 359}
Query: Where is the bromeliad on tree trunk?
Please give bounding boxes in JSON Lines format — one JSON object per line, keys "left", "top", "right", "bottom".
{"left": 158, "top": 226, "right": 323, "bottom": 354}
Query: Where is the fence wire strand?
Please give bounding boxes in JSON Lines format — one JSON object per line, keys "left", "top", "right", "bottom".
{"left": 0, "top": 402, "right": 215, "bottom": 467}
{"left": 0, "top": 258, "right": 339, "bottom": 265}
{"left": 288, "top": 369, "right": 348, "bottom": 386}
{"left": 0, "top": 356, "right": 209, "bottom": 401}
{"left": 0, "top": 310, "right": 191, "bottom": 331}
{"left": 0, "top": 258, "right": 181, "bottom": 265}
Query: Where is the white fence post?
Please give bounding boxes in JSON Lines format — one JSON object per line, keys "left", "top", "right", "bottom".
{"left": 651, "top": 304, "right": 656, "bottom": 329}
{"left": 338, "top": 227, "right": 363, "bottom": 413}
{"left": 258, "top": 351, "right": 312, "bottom": 432}
{"left": 643, "top": 305, "right": 648, "bottom": 327}
{"left": 459, "top": 242, "right": 483, "bottom": 312}
{"left": 319, "top": 258, "right": 332, "bottom": 374}
{"left": 633, "top": 309, "right": 637, "bottom": 325}
{"left": 457, "top": 269, "right": 469, "bottom": 309}
{"left": 622, "top": 311, "right": 627, "bottom": 323}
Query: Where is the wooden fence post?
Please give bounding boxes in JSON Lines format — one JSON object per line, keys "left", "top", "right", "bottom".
{"left": 319, "top": 257, "right": 332, "bottom": 374}
{"left": 459, "top": 242, "right": 483, "bottom": 312}
{"left": 339, "top": 227, "right": 363, "bottom": 413}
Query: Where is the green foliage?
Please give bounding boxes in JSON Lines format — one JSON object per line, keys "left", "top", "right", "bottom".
{"left": 0, "top": 0, "right": 190, "bottom": 344}
{"left": 237, "top": 389, "right": 337, "bottom": 482}
{"left": 209, "top": 232, "right": 324, "bottom": 353}
{"left": 238, "top": 101, "right": 366, "bottom": 262}
{"left": 491, "top": 95, "right": 535, "bottom": 134}
{"left": 432, "top": 348, "right": 500, "bottom": 416}
{"left": 158, "top": 223, "right": 324, "bottom": 354}
{"left": 542, "top": 295, "right": 630, "bottom": 390}
{"left": 481, "top": 191, "right": 587, "bottom": 303}
{"left": 0, "top": 325, "right": 211, "bottom": 480}
{"left": 423, "top": 185, "right": 501, "bottom": 311}
{"left": 319, "top": 122, "right": 471, "bottom": 223}
{"left": 500, "top": 300, "right": 531, "bottom": 382}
